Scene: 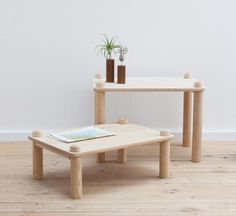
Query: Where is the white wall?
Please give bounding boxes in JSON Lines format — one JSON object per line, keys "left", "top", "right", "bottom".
{"left": 0, "top": 0, "right": 236, "bottom": 140}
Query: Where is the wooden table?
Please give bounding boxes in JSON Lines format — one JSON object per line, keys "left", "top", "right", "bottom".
{"left": 29, "top": 124, "right": 173, "bottom": 199}
{"left": 94, "top": 74, "right": 205, "bottom": 163}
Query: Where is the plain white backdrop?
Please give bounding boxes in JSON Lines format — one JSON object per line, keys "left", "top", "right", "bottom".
{"left": 0, "top": 0, "right": 236, "bottom": 140}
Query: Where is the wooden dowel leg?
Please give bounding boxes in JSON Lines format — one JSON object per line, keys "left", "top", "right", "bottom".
{"left": 95, "top": 91, "right": 106, "bottom": 163}
{"left": 116, "top": 118, "right": 128, "bottom": 163}
{"left": 183, "top": 91, "right": 193, "bottom": 147}
{"left": 159, "top": 140, "right": 170, "bottom": 179}
{"left": 71, "top": 157, "right": 82, "bottom": 199}
{"left": 117, "top": 148, "right": 127, "bottom": 163}
{"left": 32, "top": 142, "right": 43, "bottom": 180}
{"left": 192, "top": 91, "right": 203, "bottom": 162}
{"left": 95, "top": 91, "right": 105, "bottom": 124}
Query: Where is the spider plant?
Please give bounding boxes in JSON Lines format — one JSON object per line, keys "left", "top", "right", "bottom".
{"left": 96, "top": 34, "right": 121, "bottom": 59}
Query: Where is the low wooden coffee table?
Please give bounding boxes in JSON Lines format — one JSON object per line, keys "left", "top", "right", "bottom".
{"left": 29, "top": 123, "right": 173, "bottom": 199}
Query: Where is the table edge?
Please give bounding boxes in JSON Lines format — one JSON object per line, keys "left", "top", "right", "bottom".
{"left": 29, "top": 135, "right": 174, "bottom": 158}
{"left": 94, "top": 87, "right": 205, "bottom": 92}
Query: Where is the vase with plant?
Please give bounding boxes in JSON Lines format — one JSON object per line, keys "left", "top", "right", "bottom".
{"left": 96, "top": 34, "right": 121, "bottom": 82}
{"left": 115, "top": 46, "right": 128, "bottom": 84}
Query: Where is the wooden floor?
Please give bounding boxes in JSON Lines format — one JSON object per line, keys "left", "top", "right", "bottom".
{"left": 0, "top": 141, "right": 236, "bottom": 216}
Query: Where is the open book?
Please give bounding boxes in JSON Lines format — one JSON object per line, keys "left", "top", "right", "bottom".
{"left": 50, "top": 126, "right": 114, "bottom": 143}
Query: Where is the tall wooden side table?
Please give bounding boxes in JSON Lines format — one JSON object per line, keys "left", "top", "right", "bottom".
{"left": 93, "top": 73, "right": 205, "bottom": 163}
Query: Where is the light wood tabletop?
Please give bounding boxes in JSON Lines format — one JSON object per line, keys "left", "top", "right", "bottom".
{"left": 94, "top": 77, "right": 205, "bottom": 92}
{"left": 29, "top": 123, "right": 173, "bottom": 158}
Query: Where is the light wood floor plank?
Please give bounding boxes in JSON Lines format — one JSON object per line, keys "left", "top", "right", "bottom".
{"left": 0, "top": 141, "right": 236, "bottom": 214}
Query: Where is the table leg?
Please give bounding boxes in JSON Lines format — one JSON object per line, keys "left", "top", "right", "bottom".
{"left": 95, "top": 91, "right": 106, "bottom": 163}
{"left": 192, "top": 91, "right": 203, "bottom": 162}
{"left": 183, "top": 91, "right": 193, "bottom": 147}
{"left": 71, "top": 157, "right": 82, "bottom": 199}
{"left": 32, "top": 142, "right": 43, "bottom": 180}
{"left": 159, "top": 140, "right": 170, "bottom": 179}
{"left": 117, "top": 148, "right": 127, "bottom": 163}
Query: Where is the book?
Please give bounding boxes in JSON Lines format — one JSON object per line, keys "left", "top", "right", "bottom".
{"left": 50, "top": 126, "right": 114, "bottom": 143}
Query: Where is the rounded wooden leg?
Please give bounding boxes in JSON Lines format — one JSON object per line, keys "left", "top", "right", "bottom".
{"left": 116, "top": 118, "right": 128, "bottom": 163}
{"left": 183, "top": 91, "right": 192, "bottom": 147}
{"left": 192, "top": 91, "right": 203, "bottom": 162}
{"left": 117, "top": 148, "right": 127, "bottom": 163}
{"left": 95, "top": 91, "right": 106, "bottom": 163}
{"left": 159, "top": 140, "right": 170, "bottom": 179}
{"left": 71, "top": 157, "right": 82, "bottom": 199}
{"left": 95, "top": 91, "right": 105, "bottom": 124}
{"left": 33, "top": 142, "right": 43, "bottom": 180}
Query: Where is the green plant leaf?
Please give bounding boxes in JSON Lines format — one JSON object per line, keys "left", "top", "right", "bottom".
{"left": 95, "top": 34, "right": 122, "bottom": 59}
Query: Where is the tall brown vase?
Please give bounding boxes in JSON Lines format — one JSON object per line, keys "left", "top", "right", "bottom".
{"left": 106, "top": 59, "right": 114, "bottom": 82}
{"left": 117, "top": 65, "right": 126, "bottom": 84}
